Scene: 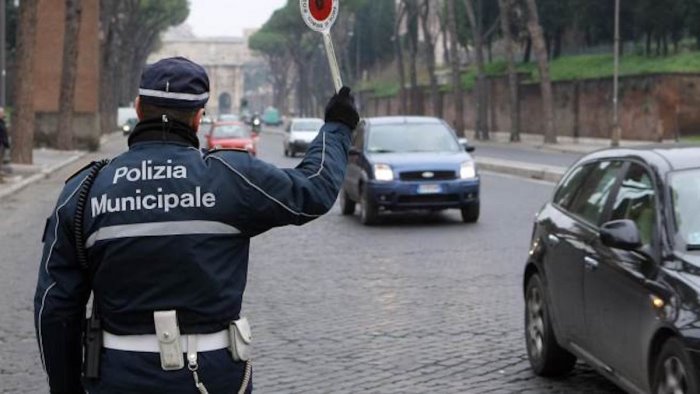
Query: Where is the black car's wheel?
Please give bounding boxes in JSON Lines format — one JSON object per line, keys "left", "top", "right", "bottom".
{"left": 653, "top": 337, "right": 699, "bottom": 394}
{"left": 359, "top": 187, "right": 379, "bottom": 225}
{"left": 461, "top": 202, "right": 480, "bottom": 223}
{"left": 340, "top": 190, "right": 356, "bottom": 216}
{"left": 525, "top": 274, "right": 576, "bottom": 377}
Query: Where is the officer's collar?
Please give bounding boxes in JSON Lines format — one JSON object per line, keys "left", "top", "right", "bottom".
{"left": 128, "top": 118, "right": 200, "bottom": 149}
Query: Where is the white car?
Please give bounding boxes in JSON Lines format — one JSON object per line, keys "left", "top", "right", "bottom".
{"left": 283, "top": 118, "right": 324, "bottom": 157}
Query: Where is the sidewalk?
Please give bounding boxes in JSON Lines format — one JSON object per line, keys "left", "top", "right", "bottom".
{"left": 0, "top": 148, "right": 88, "bottom": 200}
{"left": 470, "top": 131, "right": 681, "bottom": 183}
{"left": 472, "top": 131, "right": 671, "bottom": 154}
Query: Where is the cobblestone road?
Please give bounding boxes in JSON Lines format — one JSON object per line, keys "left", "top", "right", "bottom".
{"left": 0, "top": 130, "right": 623, "bottom": 393}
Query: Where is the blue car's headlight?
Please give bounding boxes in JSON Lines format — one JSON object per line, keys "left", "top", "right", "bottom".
{"left": 460, "top": 161, "right": 477, "bottom": 179}
{"left": 373, "top": 164, "right": 394, "bottom": 182}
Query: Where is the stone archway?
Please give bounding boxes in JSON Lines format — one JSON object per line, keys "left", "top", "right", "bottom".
{"left": 219, "top": 93, "right": 232, "bottom": 114}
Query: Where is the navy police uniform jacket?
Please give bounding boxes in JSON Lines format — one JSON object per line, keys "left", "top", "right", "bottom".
{"left": 34, "top": 119, "right": 352, "bottom": 393}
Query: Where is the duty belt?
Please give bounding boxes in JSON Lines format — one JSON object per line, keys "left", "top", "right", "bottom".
{"left": 103, "top": 329, "right": 229, "bottom": 353}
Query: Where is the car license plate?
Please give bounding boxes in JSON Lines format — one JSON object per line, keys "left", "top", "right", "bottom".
{"left": 417, "top": 184, "right": 442, "bottom": 194}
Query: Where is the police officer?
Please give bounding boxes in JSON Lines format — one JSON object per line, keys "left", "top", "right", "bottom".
{"left": 34, "top": 56, "right": 359, "bottom": 393}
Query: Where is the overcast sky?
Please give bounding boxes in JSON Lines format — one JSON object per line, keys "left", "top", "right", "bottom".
{"left": 186, "top": 0, "right": 288, "bottom": 37}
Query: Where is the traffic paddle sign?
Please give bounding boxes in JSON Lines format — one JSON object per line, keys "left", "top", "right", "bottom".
{"left": 300, "top": 0, "right": 343, "bottom": 92}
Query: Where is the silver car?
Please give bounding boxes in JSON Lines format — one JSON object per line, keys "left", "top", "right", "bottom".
{"left": 283, "top": 118, "right": 324, "bottom": 157}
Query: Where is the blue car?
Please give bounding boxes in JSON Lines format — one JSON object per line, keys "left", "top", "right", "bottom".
{"left": 340, "top": 116, "right": 480, "bottom": 225}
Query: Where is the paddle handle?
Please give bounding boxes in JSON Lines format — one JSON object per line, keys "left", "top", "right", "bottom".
{"left": 323, "top": 32, "right": 343, "bottom": 93}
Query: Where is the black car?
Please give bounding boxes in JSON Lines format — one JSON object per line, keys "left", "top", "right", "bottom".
{"left": 524, "top": 146, "right": 700, "bottom": 393}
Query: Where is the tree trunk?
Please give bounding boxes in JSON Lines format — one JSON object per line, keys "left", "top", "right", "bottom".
{"left": 56, "top": 0, "right": 82, "bottom": 150}
{"left": 420, "top": 0, "right": 440, "bottom": 116}
{"left": 525, "top": 0, "right": 556, "bottom": 144}
{"left": 447, "top": 0, "right": 465, "bottom": 137}
{"left": 11, "top": 0, "right": 38, "bottom": 164}
{"left": 553, "top": 28, "right": 563, "bottom": 58}
{"left": 394, "top": 3, "right": 408, "bottom": 114}
{"left": 523, "top": 37, "right": 532, "bottom": 63}
{"left": 405, "top": 0, "right": 420, "bottom": 114}
{"left": 497, "top": 0, "right": 520, "bottom": 142}
{"left": 464, "top": 0, "right": 489, "bottom": 140}
{"left": 99, "top": 0, "right": 119, "bottom": 135}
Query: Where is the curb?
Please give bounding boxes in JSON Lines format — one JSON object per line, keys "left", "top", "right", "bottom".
{"left": 475, "top": 157, "right": 566, "bottom": 183}
{"left": 0, "top": 152, "right": 88, "bottom": 201}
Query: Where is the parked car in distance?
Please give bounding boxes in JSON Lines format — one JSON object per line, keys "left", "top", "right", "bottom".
{"left": 523, "top": 146, "right": 700, "bottom": 394}
{"left": 206, "top": 121, "right": 256, "bottom": 156}
{"left": 121, "top": 117, "right": 138, "bottom": 136}
{"left": 283, "top": 118, "right": 324, "bottom": 157}
{"left": 340, "top": 116, "right": 479, "bottom": 225}
{"left": 262, "top": 106, "right": 282, "bottom": 126}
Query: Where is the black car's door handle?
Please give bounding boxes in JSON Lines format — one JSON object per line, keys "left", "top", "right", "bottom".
{"left": 584, "top": 256, "right": 600, "bottom": 271}
{"left": 547, "top": 234, "right": 560, "bottom": 246}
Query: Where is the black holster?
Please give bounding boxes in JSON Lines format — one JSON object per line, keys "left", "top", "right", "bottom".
{"left": 82, "top": 311, "right": 102, "bottom": 379}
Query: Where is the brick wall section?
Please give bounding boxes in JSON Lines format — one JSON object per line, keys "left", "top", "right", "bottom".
{"left": 33, "top": 0, "right": 100, "bottom": 149}
{"left": 359, "top": 73, "right": 700, "bottom": 141}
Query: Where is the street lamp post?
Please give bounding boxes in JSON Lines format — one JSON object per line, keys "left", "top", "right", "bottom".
{"left": 612, "top": 0, "right": 621, "bottom": 147}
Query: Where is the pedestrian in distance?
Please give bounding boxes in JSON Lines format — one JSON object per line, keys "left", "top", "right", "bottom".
{"left": 0, "top": 107, "right": 10, "bottom": 180}
{"left": 34, "top": 56, "right": 359, "bottom": 393}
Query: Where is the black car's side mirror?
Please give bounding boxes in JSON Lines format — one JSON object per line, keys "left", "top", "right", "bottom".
{"left": 600, "top": 220, "right": 643, "bottom": 251}
{"left": 348, "top": 147, "right": 361, "bottom": 156}
{"left": 458, "top": 138, "right": 475, "bottom": 153}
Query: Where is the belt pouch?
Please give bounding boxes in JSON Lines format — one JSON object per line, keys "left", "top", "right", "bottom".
{"left": 228, "top": 317, "right": 252, "bottom": 362}
{"left": 154, "top": 310, "right": 184, "bottom": 370}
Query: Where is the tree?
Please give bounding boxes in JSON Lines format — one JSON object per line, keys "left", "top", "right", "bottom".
{"left": 98, "top": 0, "right": 131, "bottom": 136}
{"left": 464, "top": 0, "right": 489, "bottom": 140}
{"left": 249, "top": 30, "right": 294, "bottom": 114}
{"left": 419, "top": 0, "right": 442, "bottom": 116}
{"left": 98, "top": 0, "right": 188, "bottom": 135}
{"left": 447, "top": 0, "right": 465, "bottom": 137}
{"left": 524, "top": 0, "right": 556, "bottom": 144}
{"left": 404, "top": 0, "right": 421, "bottom": 114}
{"left": 56, "top": 0, "right": 82, "bottom": 150}
{"left": 120, "top": 0, "right": 189, "bottom": 105}
{"left": 350, "top": 0, "right": 396, "bottom": 81}
{"left": 394, "top": 2, "right": 408, "bottom": 114}
{"left": 11, "top": 0, "right": 38, "bottom": 164}
{"left": 498, "top": 0, "right": 521, "bottom": 142}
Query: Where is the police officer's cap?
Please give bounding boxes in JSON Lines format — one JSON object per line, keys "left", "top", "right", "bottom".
{"left": 139, "top": 57, "right": 210, "bottom": 109}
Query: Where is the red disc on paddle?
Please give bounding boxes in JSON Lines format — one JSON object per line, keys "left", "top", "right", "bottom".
{"left": 300, "top": 0, "right": 338, "bottom": 32}
{"left": 309, "top": 0, "right": 333, "bottom": 22}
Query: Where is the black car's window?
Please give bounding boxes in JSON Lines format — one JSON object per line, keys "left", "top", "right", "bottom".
{"left": 610, "top": 163, "right": 656, "bottom": 246}
{"left": 554, "top": 164, "right": 594, "bottom": 209}
{"left": 568, "top": 161, "right": 623, "bottom": 226}
{"left": 669, "top": 169, "right": 700, "bottom": 248}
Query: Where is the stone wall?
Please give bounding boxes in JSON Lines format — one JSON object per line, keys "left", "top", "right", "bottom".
{"left": 358, "top": 73, "right": 700, "bottom": 141}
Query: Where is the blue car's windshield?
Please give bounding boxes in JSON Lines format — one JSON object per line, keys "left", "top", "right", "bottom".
{"left": 367, "top": 123, "right": 461, "bottom": 154}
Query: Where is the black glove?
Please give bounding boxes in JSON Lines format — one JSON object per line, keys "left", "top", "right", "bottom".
{"left": 324, "top": 86, "right": 360, "bottom": 130}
